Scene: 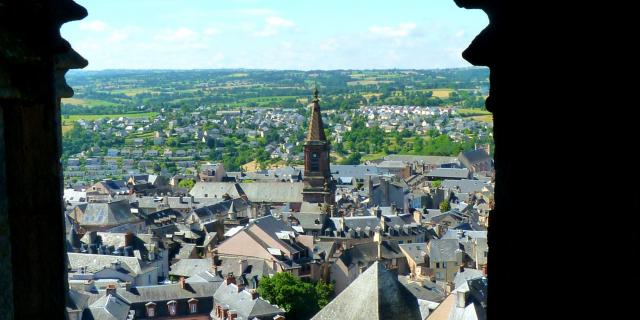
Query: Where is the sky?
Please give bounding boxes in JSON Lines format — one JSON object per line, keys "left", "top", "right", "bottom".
{"left": 61, "top": 0, "right": 488, "bottom": 70}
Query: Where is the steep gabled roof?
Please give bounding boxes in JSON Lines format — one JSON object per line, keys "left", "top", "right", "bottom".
{"left": 306, "top": 88, "right": 327, "bottom": 141}
{"left": 311, "top": 261, "right": 422, "bottom": 320}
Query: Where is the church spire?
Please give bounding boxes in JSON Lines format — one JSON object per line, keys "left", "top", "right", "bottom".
{"left": 307, "top": 86, "right": 327, "bottom": 141}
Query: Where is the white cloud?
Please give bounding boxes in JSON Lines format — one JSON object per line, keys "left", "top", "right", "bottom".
{"left": 107, "top": 31, "right": 128, "bottom": 43}
{"left": 79, "top": 20, "right": 107, "bottom": 32}
{"left": 203, "top": 27, "right": 221, "bottom": 37}
{"left": 320, "top": 38, "right": 338, "bottom": 52}
{"left": 157, "top": 27, "right": 198, "bottom": 42}
{"left": 253, "top": 16, "right": 295, "bottom": 37}
{"left": 455, "top": 30, "right": 465, "bottom": 37}
{"left": 369, "top": 23, "right": 417, "bottom": 38}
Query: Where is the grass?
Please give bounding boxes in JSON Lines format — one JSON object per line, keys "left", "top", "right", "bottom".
{"left": 347, "top": 80, "right": 394, "bottom": 86}
{"left": 110, "top": 88, "right": 152, "bottom": 96}
{"left": 61, "top": 97, "right": 119, "bottom": 107}
{"left": 242, "top": 95, "right": 297, "bottom": 103}
{"left": 457, "top": 108, "right": 491, "bottom": 117}
{"left": 471, "top": 115, "right": 493, "bottom": 123}
{"left": 361, "top": 152, "right": 387, "bottom": 162}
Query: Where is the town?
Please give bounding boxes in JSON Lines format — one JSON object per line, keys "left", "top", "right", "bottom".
{"left": 62, "top": 103, "right": 492, "bottom": 186}
{"left": 63, "top": 89, "right": 491, "bottom": 320}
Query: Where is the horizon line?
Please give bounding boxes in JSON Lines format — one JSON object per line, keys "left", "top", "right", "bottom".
{"left": 69, "top": 66, "right": 488, "bottom": 72}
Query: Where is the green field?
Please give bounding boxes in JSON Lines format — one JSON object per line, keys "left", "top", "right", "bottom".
{"left": 471, "top": 115, "right": 493, "bottom": 123}
{"left": 61, "top": 97, "right": 119, "bottom": 107}
{"left": 457, "top": 108, "right": 491, "bottom": 117}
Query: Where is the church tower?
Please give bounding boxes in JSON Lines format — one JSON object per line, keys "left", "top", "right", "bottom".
{"left": 302, "top": 87, "right": 335, "bottom": 205}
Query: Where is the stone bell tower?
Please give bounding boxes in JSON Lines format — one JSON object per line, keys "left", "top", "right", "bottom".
{"left": 302, "top": 87, "right": 335, "bottom": 205}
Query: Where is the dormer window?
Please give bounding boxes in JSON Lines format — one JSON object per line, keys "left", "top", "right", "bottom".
{"left": 188, "top": 298, "right": 198, "bottom": 313}
{"left": 145, "top": 302, "right": 156, "bottom": 317}
{"left": 167, "top": 300, "right": 177, "bottom": 316}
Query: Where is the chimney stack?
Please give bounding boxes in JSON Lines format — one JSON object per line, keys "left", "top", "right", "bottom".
{"left": 456, "top": 288, "right": 468, "bottom": 308}
{"left": 124, "top": 282, "right": 131, "bottom": 292}
{"left": 106, "top": 284, "right": 116, "bottom": 296}
{"left": 459, "top": 264, "right": 465, "bottom": 273}
{"left": 178, "top": 276, "right": 186, "bottom": 289}
{"left": 224, "top": 273, "right": 236, "bottom": 285}
{"left": 236, "top": 277, "right": 245, "bottom": 292}
{"left": 250, "top": 289, "right": 259, "bottom": 300}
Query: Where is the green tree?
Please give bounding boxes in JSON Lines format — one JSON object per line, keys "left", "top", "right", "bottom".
{"left": 340, "top": 152, "right": 361, "bottom": 165}
{"left": 257, "top": 272, "right": 326, "bottom": 319}
{"left": 315, "top": 280, "right": 334, "bottom": 309}
{"left": 439, "top": 200, "right": 451, "bottom": 212}
{"left": 178, "top": 178, "right": 195, "bottom": 190}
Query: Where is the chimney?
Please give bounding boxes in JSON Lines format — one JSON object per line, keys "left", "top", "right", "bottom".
{"left": 364, "top": 175, "right": 373, "bottom": 195}
{"left": 83, "top": 280, "right": 94, "bottom": 293}
{"left": 250, "top": 289, "right": 259, "bottom": 300}
{"left": 381, "top": 179, "right": 390, "bottom": 206}
{"left": 459, "top": 264, "right": 465, "bottom": 273}
{"left": 106, "top": 284, "right": 116, "bottom": 296}
{"left": 391, "top": 202, "right": 397, "bottom": 215}
{"left": 228, "top": 310, "right": 238, "bottom": 320}
{"left": 239, "top": 258, "right": 248, "bottom": 275}
{"left": 224, "top": 273, "right": 236, "bottom": 285}
{"left": 178, "top": 276, "right": 186, "bottom": 289}
{"left": 124, "top": 282, "right": 131, "bottom": 292}
{"left": 413, "top": 209, "right": 422, "bottom": 225}
{"left": 482, "top": 264, "right": 488, "bottom": 276}
{"left": 456, "top": 288, "right": 468, "bottom": 308}
{"left": 236, "top": 277, "right": 245, "bottom": 292}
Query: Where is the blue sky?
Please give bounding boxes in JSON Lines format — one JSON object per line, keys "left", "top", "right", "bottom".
{"left": 62, "top": 0, "right": 488, "bottom": 70}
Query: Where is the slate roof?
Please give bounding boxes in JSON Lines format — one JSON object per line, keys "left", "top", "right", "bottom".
{"left": 217, "top": 257, "right": 273, "bottom": 285}
{"left": 78, "top": 200, "right": 140, "bottom": 227}
{"left": 441, "top": 179, "right": 488, "bottom": 194}
{"left": 84, "top": 294, "right": 130, "bottom": 320}
{"left": 117, "top": 282, "right": 218, "bottom": 304}
{"left": 426, "top": 168, "right": 470, "bottom": 179}
{"left": 458, "top": 149, "right": 491, "bottom": 166}
{"left": 68, "top": 253, "right": 147, "bottom": 275}
{"left": 383, "top": 155, "right": 459, "bottom": 165}
{"left": 376, "top": 160, "right": 407, "bottom": 169}
{"left": 331, "top": 165, "right": 387, "bottom": 180}
{"left": 453, "top": 268, "right": 485, "bottom": 289}
{"left": 67, "top": 289, "right": 91, "bottom": 312}
{"left": 213, "top": 281, "right": 285, "bottom": 319}
{"left": 240, "top": 182, "right": 304, "bottom": 203}
{"left": 190, "top": 182, "right": 304, "bottom": 203}
{"left": 428, "top": 239, "right": 463, "bottom": 262}
{"left": 329, "top": 216, "right": 380, "bottom": 232}
{"left": 175, "top": 243, "right": 197, "bottom": 260}
{"left": 282, "top": 211, "right": 327, "bottom": 231}
{"left": 338, "top": 241, "right": 405, "bottom": 268}
{"left": 398, "top": 243, "right": 428, "bottom": 265}
{"left": 311, "top": 261, "right": 422, "bottom": 320}
{"left": 169, "top": 259, "right": 212, "bottom": 277}
{"left": 398, "top": 275, "right": 445, "bottom": 303}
